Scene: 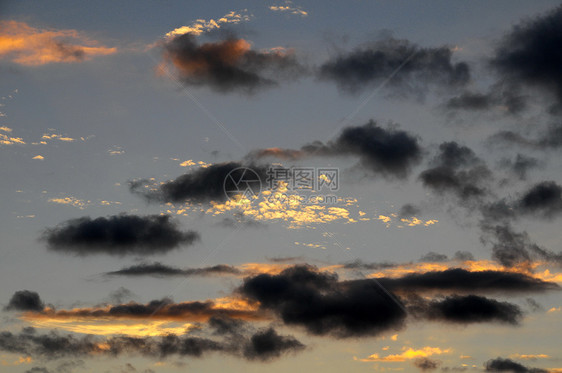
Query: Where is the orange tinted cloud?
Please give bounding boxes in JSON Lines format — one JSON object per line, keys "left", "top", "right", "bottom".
{"left": 22, "top": 297, "right": 263, "bottom": 324}
{"left": 366, "top": 259, "right": 562, "bottom": 284}
{"left": 166, "top": 38, "right": 251, "bottom": 76}
{"left": 358, "top": 346, "right": 451, "bottom": 362}
{"left": 0, "top": 20, "right": 116, "bottom": 66}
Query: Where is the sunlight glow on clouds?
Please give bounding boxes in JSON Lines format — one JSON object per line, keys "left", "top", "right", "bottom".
{"left": 357, "top": 346, "right": 451, "bottom": 362}
{"left": 165, "top": 10, "right": 251, "bottom": 38}
{"left": 0, "top": 21, "right": 116, "bottom": 66}
{"left": 269, "top": 2, "right": 308, "bottom": 17}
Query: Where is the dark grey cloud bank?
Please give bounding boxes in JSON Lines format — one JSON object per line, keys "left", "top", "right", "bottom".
{"left": 130, "top": 162, "right": 268, "bottom": 204}
{"left": 377, "top": 268, "right": 558, "bottom": 294}
{"left": 105, "top": 262, "right": 241, "bottom": 277}
{"left": 0, "top": 324, "right": 304, "bottom": 362}
{"left": 238, "top": 265, "right": 407, "bottom": 338}
{"left": 237, "top": 265, "right": 549, "bottom": 338}
{"left": 42, "top": 215, "right": 199, "bottom": 256}
{"left": 318, "top": 36, "right": 470, "bottom": 97}
{"left": 485, "top": 357, "right": 549, "bottom": 373}
{"left": 162, "top": 34, "right": 304, "bottom": 93}
{"left": 249, "top": 121, "right": 423, "bottom": 178}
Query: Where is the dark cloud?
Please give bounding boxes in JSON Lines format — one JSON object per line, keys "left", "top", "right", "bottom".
{"left": 481, "top": 181, "right": 562, "bottom": 223}
{"left": 377, "top": 268, "right": 558, "bottom": 293}
{"left": 414, "top": 357, "right": 441, "bottom": 371}
{"left": 249, "top": 121, "right": 423, "bottom": 178}
{"left": 445, "top": 91, "right": 493, "bottom": 111}
{"left": 318, "top": 36, "right": 469, "bottom": 97}
{"left": 161, "top": 34, "right": 304, "bottom": 93}
{"left": 499, "top": 154, "right": 540, "bottom": 181}
{"left": 243, "top": 327, "right": 305, "bottom": 361}
{"left": 106, "top": 287, "right": 136, "bottom": 305}
{"left": 423, "top": 295, "right": 522, "bottom": 325}
{"left": 399, "top": 203, "right": 421, "bottom": 218}
{"left": 130, "top": 162, "right": 267, "bottom": 204}
{"left": 238, "top": 265, "right": 406, "bottom": 338}
{"left": 489, "top": 123, "right": 562, "bottom": 150}
{"left": 481, "top": 224, "right": 562, "bottom": 268}
{"left": 518, "top": 181, "right": 562, "bottom": 218}
{"left": 481, "top": 223, "right": 562, "bottom": 268}
{"left": 453, "top": 251, "right": 475, "bottom": 261}
{"left": 341, "top": 259, "right": 399, "bottom": 271}
{"left": 26, "top": 368, "right": 51, "bottom": 373}
{"left": 328, "top": 121, "right": 422, "bottom": 177}
{"left": 5, "top": 290, "right": 45, "bottom": 312}
{"left": 444, "top": 86, "right": 527, "bottom": 115}
{"left": 419, "top": 252, "right": 448, "bottom": 262}
{"left": 491, "top": 5, "right": 562, "bottom": 111}
{"left": 29, "top": 297, "right": 260, "bottom": 322}
{"left": 419, "top": 142, "right": 491, "bottom": 202}
{"left": 208, "top": 316, "right": 247, "bottom": 336}
{"left": 525, "top": 298, "right": 543, "bottom": 312}
{"left": 42, "top": 215, "right": 199, "bottom": 256}
{"left": 0, "top": 326, "right": 304, "bottom": 362}
{"left": 267, "top": 256, "right": 304, "bottom": 263}
{"left": 485, "top": 357, "right": 548, "bottom": 373}
{"left": 105, "top": 262, "right": 241, "bottom": 277}
{"left": 218, "top": 213, "right": 266, "bottom": 229}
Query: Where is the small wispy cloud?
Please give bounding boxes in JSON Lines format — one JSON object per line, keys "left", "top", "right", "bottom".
{"left": 165, "top": 10, "right": 252, "bottom": 38}
{"left": 269, "top": 2, "right": 308, "bottom": 17}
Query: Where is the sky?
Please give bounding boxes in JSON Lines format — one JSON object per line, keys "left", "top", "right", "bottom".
{"left": 1, "top": 1, "right": 562, "bottom": 372}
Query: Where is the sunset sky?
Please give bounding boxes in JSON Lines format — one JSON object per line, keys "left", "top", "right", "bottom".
{"left": 1, "top": 1, "right": 562, "bottom": 372}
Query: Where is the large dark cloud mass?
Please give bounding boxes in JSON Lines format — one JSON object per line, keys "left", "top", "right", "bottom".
{"left": 237, "top": 265, "right": 540, "bottom": 337}
{"left": 318, "top": 36, "right": 469, "bottom": 97}
{"left": 105, "top": 262, "right": 241, "bottom": 277}
{"left": 485, "top": 357, "right": 548, "bottom": 373}
{"left": 162, "top": 34, "right": 304, "bottom": 93}
{"left": 238, "top": 265, "right": 406, "bottom": 338}
{"left": 250, "top": 121, "right": 422, "bottom": 178}
{"left": 420, "top": 142, "right": 491, "bottom": 202}
{"left": 5, "top": 290, "right": 45, "bottom": 312}
{"left": 130, "top": 162, "right": 267, "bottom": 204}
{"left": 492, "top": 6, "right": 562, "bottom": 111}
{"left": 42, "top": 215, "right": 199, "bottom": 256}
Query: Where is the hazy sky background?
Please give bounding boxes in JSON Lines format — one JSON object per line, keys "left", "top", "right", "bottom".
{"left": 1, "top": 1, "right": 562, "bottom": 372}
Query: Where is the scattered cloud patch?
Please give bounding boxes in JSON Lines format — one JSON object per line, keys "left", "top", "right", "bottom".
{"left": 0, "top": 21, "right": 116, "bottom": 66}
